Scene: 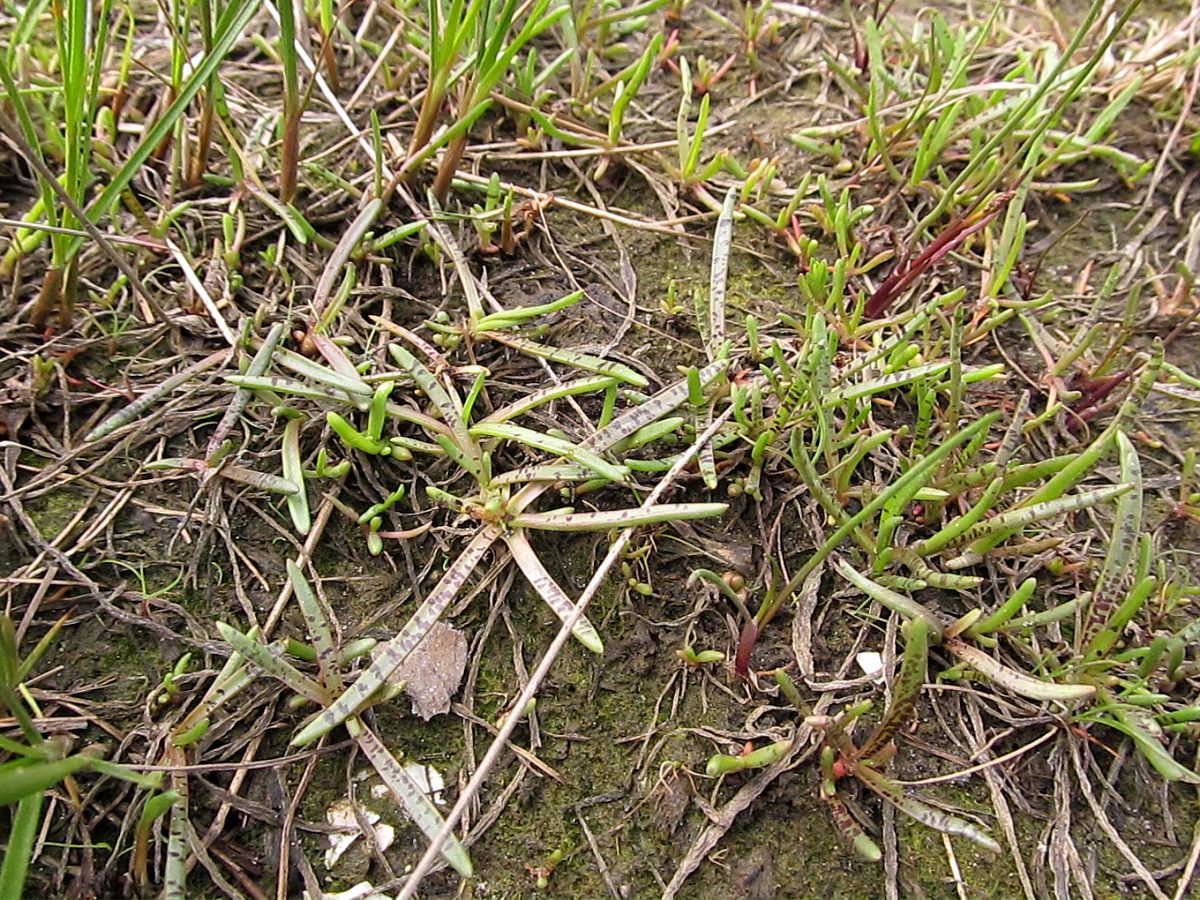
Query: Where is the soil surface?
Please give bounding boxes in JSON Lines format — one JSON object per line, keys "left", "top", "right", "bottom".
{"left": 2, "top": 1, "right": 1199, "bottom": 899}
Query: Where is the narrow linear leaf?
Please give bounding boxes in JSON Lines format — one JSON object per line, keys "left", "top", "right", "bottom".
{"left": 310, "top": 334, "right": 367, "bottom": 384}
{"left": 706, "top": 187, "right": 736, "bottom": 358}
{"left": 834, "top": 558, "right": 945, "bottom": 641}
{"left": 490, "top": 463, "right": 593, "bottom": 486}
{"left": 476, "top": 288, "right": 585, "bottom": 332}
{"left": 505, "top": 361, "right": 727, "bottom": 518}
{"left": 291, "top": 525, "right": 502, "bottom": 746}
{"left": 479, "top": 375, "right": 617, "bottom": 425}
{"left": 1080, "top": 432, "right": 1142, "bottom": 653}
{"left": 589, "top": 359, "right": 726, "bottom": 451}
{"left": 957, "top": 484, "right": 1132, "bottom": 548}
{"left": 470, "top": 422, "right": 628, "bottom": 483}
{"left": 312, "top": 199, "right": 382, "bottom": 319}
{"left": 281, "top": 419, "right": 310, "bottom": 534}
{"left": 225, "top": 374, "right": 364, "bottom": 407}
{"left": 215, "top": 623, "right": 327, "bottom": 703}
{"left": 858, "top": 765, "right": 1001, "bottom": 854}
{"left": 207, "top": 323, "right": 284, "bottom": 459}
{"left": 162, "top": 779, "right": 188, "bottom": 900}
{"left": 217, "top": 464, "right": 300, "bottom": 495}
{"left": 511, "top": 503, "right": 728, "bottom": 532}
{"left": 389, "top": 344, "right": 477, "bottom": 462}
{"left": 859, "top": 617, "right": 930, "bottom": 762}
{"left": 287, "top": 560, "right": 340, "bottom": 691}
{"left": 1097, "top": 704, "right": 1200, "bottom": 784}
{"left": 489, "top": 333, "right": 649, "bottom": 386}
{"left": 823, "top": 362, "right": 950, "bottom": 406}
{"left": 348, "top": 719, "right": 474, "bottom": 875}
{"left": 945, "top": 638, "right": 1095, "bottom": 701}
{"left": 87, "top": 350, "right": 230, "bottom": 441}
{"left": 505, "top": 532, "right": 603, "bottom": 654}
{"left": 269, "top": 343, "right": 372, "bottom": 395}
{"left": 0, "top": 757, "right": 90, "bottom": 805}
{"left": 914, "top": 476, "right": 1005, "bottom": 556}
{"left": 0, "top": 793, "right": 42, "bottom": 898}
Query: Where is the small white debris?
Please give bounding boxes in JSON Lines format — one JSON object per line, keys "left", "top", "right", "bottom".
{"left": 323, "top": 798, "right": 395, "bottom": 870}
{"left": 856, "top": 651, "right": 885, "bottom": 682}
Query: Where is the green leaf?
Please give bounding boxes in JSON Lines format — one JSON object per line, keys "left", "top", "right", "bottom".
{"left": 215, "top": 623, "right": 327, "bottom": 704}
{"left": 470, "top": 422, "right": 628, "bottom": 483}
{"left": 945, "top": 638, "right": 1094, "bottom": 701}
{"left": 0, "top": 757, "right": 90, "bottom": 805}
{"left": 489, "top": 333, "right": 649, "bottom": 386}
{"left": 510, "top": 503, "right": 728, "bottom": 531}
{"left": 1098, "top": 704, "right": 1200, "bottom": 784}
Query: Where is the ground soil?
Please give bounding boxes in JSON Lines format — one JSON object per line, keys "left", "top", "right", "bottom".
{"left": 2, "top": 2, "right": 1199, "bottom": 899}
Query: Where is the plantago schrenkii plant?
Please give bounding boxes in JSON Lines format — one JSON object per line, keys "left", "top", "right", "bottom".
{"left": 287, "top": 343, "right": 729, "bottom": 746}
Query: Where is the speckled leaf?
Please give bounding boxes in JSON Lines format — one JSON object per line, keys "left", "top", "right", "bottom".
{"left": 215, "top": 623, "right": 327, "bottom": 704}
{"left": 225, "top": 374, "right": 363, "bottom": 407}
{"left": 706, "top": 187, "right": 736, "bottom": 358}
{"left": 510, "top": 503, "right": 727, "bottom": 532}
{"left": 86, "top": 350, "right": 231, "bottom": 441}
{"left": 479, "top": 375, "right": 617, "bottom": 425}
{"left": 859, "top": 616, "right": 929, "bottom": 763}
{"left": 206, "top": 323, "right": 284, "bottom": 460}
{"left": 269, "top": 343, "right": 372, "bottom": 395}
{"left": 588, "top": 360, "right": 726, "bottom": 451}
{"left": 287, "top": 561, "right": 340, "bottom": 691}
{"left": 945, "top": 638, "right": 1095, "bottom": 701}
{"left": 822, "top": 362, "right": 950, "bottom": 407}
{"left": 218, "top": 464, "right": 301, "bottom": 495}
{"left": 957, "top": 484, "right": 1132, "bottom": 548}
{"left": 348, "top": 720, "right": 473, "bottom": 876}
{"left": 1080, "top": 431, "right": 1142, "bottom": 654}
{"left": 489, "top": 333, "right": 649, "bottom": 386}
{"left": 858, "top": 764, "right": 1000, "bottom": 854}
{"left": 291, "top": 524, "right": 502, "bottom": 746}
{"left": 505, "top": 532, "right": 603, "bottom": 654}
{"left": 388, "top": 344, "right": 477, "bottom": 464}
{"left": 470, "top": 422, "right": 628, "bottom": 483}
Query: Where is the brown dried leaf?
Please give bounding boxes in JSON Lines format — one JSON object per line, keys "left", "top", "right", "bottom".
{"left": 389, "top": 622, "right": 467, "bottom": 720}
